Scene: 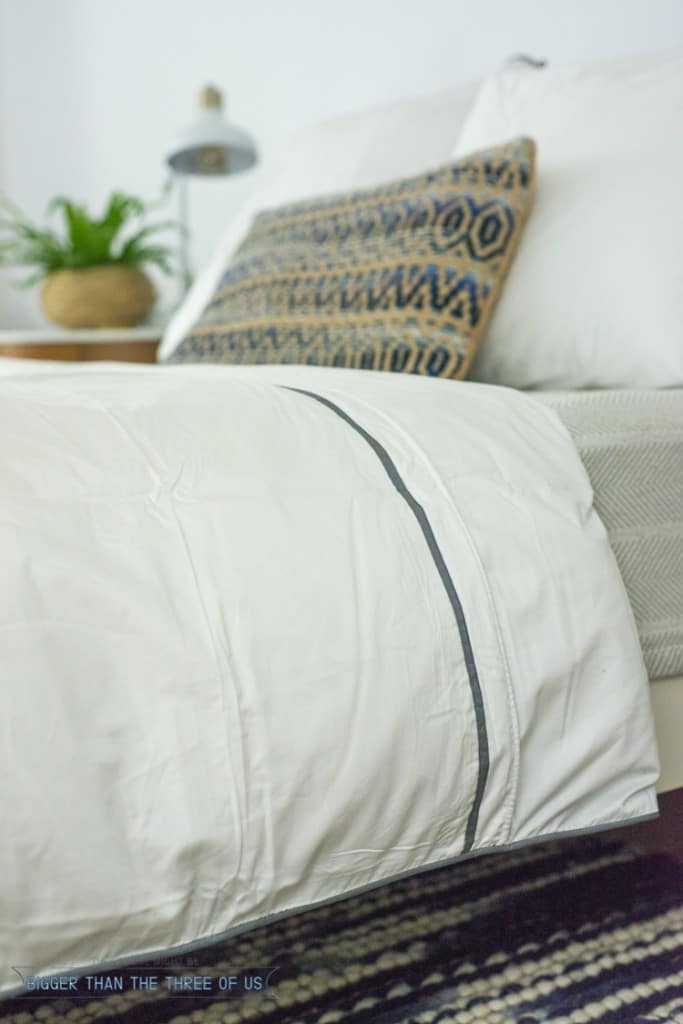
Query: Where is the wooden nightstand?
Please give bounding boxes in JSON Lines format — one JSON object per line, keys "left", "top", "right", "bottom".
{"left": 0, "top": 327, "right": 162, "bottom": 363}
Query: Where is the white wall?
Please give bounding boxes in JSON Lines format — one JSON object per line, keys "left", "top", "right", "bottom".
{"left": 1, "top": 0, "right": 682, "bottom": 328}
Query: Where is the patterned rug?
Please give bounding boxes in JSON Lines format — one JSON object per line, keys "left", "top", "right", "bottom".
{"left": 2, "top": 837, "right": 682, "bottom": 1024}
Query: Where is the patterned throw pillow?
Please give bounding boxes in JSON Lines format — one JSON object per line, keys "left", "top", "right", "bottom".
{"left": 168, "top": 137, "right": 535, "bottom": 378}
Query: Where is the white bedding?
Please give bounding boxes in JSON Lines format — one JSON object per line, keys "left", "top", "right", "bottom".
{"left": 0, "top": 362, "right": 658, "bottom": 992}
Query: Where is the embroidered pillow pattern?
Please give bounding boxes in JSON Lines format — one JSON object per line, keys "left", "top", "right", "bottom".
{"left": 169, "top": 137, "right": 535, "bottom": 378}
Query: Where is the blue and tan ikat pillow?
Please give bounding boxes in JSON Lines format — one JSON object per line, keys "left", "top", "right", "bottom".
{"left": 169, "top": 137, "right": 535, "bottom": 379}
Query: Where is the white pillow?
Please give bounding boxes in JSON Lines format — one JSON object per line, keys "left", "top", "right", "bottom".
{"left": 453, "top": 50, "right": 683, "bottom": 389}
{"left": 159, "top": 82, "right": 478, "bottom": 360}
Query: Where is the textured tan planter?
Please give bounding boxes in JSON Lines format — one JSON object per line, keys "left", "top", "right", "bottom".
{"left": 41, "top": 265, "right": 156, "bottom": 329}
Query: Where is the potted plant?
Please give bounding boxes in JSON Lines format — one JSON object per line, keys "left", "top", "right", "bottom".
{"left": 0, "top": 191, "right": 177, "bottom": 328}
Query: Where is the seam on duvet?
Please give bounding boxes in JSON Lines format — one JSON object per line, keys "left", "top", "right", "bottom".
{"left": 281, "top": 385, "right": 489, "bottom": 853}
{"left": 316, "top": 387, "right": 523, "bottom": 846}
{"left": 160, "top": 490, "right": 247, "bottom": 882}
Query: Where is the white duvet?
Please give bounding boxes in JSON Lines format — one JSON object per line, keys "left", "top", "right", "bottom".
{"left": 0, "top": 361, "right": 658, "bottom": 993}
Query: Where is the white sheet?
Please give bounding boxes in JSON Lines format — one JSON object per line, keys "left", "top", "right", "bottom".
{"left": 0, "top": 362, "right": 658, "bottom": 993}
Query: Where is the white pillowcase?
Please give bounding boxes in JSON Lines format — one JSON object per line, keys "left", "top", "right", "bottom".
{"left": 159, "top": 82, "right": 478, "bottom": 360}
{"left": 453, "top": 50, "right": 683, "bottom": 389}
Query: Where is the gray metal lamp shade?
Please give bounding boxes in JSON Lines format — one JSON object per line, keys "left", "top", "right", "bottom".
{"left": 166, "top": 85, "right": 257, "bottom": 176}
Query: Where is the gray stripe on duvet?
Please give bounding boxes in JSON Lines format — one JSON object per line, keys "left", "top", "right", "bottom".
{"left": 282, "top": 385, "right": 489, "bottom": 853}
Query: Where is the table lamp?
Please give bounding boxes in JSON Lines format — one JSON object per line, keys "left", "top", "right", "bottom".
{"left": 166, "top": 85, "right": 257, "bottom": 293}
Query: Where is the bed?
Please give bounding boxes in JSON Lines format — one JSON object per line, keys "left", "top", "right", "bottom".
{"left": 2, "top": 45, "right": 682, "bottom": 1000}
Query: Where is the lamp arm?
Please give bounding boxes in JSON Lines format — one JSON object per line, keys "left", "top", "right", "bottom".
{"left": 177, "top": 174, "right": 193, "bottom": 301}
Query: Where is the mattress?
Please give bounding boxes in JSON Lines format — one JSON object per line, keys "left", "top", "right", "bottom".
{"left": 535, "top": 390, "right": 683, "bottom": 681}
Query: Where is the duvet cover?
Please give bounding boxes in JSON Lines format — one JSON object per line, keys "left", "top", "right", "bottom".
{"left": 0, "top": 362, "right": 658, "bottom": 993}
